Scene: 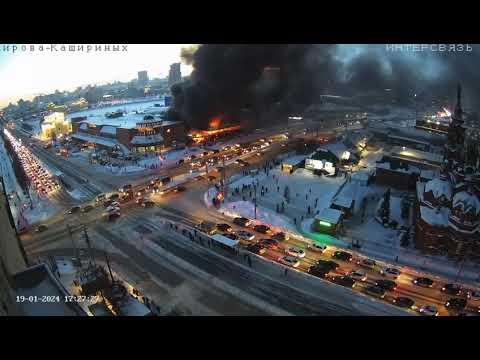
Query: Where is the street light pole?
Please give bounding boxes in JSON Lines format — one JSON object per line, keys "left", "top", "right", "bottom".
{"left": 254, "top": 184, "right": 257, "bottom": 220}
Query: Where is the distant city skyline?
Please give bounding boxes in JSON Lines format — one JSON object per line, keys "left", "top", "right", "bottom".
{"left": 0, "top": 44, "right": 194, "bottom": 107}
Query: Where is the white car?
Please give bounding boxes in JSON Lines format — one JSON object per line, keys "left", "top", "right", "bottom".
{"left": 279, "top": 256, "right": 300, "bottom": 268}
{"left": 287, "top": 247, "right": 306, "bottom": 258}
{"left": 237, "top": 231, "right": 255, "bottom": 241}
{"left": 310, "top": 243, "right": 327, "bottom": 253}
{"left": 348, "top": 270, "right": 367, "bottom": 282}
{"left": 106, "top": 205, "right": 120, "bottom": 213}
{"left": 419, "top": 305, "right": 439, "bottom": 316}
{"left": 380, "top": 267, "right": 401, "bottom": 279}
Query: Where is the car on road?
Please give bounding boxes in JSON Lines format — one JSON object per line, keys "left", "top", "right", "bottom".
{"left": 356, "top": 258, "right": 376, "bottom": 269}
{"left": 309, "top": 243, "right": 327, "bottom": 253}
{"left": 380, "top": 267, "right": 401, "bottom": 279}
{"left": 174, "top": 185, "right": 186, "bottom": 192}
{"left": 247, "top": 244, "right": 266, "bottom": 255}
{"left": 331, "top": 276, "right": 356, "bottom": 288}
{"left": 467, "top": 290, "right": 480, "bottom": 301}
{"left": 196, "top": 221, "right": 217, "bottom": 235}
{"left": 107, "top": 212, "right": 121, "bottom": 222}
{"left": 332, "top": 251, "right": 353, "bottom": 262}
{"left": 364, "top": 285, "right": 386, "bottom": 299}
{"left": 441, "top": 283, "right": 463, "bottom": 296}
{"left": 142, "top": 200, "right": 155, "bottom": 208}
{"left": 308, "top": 265, "right": 329, "bottom": 278}
{"left": 287, "top": 247, "right": 306, "bottom": 258}
{"left": 237, "top": 231, "right": 255, "bottom": 241}
{"left": 445, "top": 298, "right": 467, "bottom": 311}
{"left": 67, "top": 206, "right": 81, "bottom": 214}
{"left": 216, "top": 223, "right": 233, "bottom": 233}
{"left": 233, "top": 217, "right": 252, "bottom": 227}
{"left": 119, "top": 184, "right": 132, "bottom": 193}
{"left": 348, "top": 270, "right": 367, "bottom": 282}
{"left": 136, "top": 188, "right": 147, "bottom": 197}
{"left": 253, "top": 224, "right": 272, "bottom": 235}
{"left": 108, "top": 193, "right": 119, "bottom": 201}
{"left": 259, "top": 239, "right": 280, "bottom": 250}
{"left": 316, "top": 260, "right": 340, "bottom": 272}
{"left": 224, "top": 233, "right": 239, "bottom": 240}
{"left": 376, "top": 279, "right": 397, "bottom": 291}
{"left": 419, "top": 305, "right": 439, "bottom": 316}
{"left": 413, "top": 277, "right": 434, "bottom": 288}
{"left": 81, "top": 205, "right": 94, "bottom": 213}
{"left": 272, "top": 232, "right": 289, "bottom": 241}
{"left": 106, "top": 205, "right": 120, "bottom": 213}
{"left": 36, "top": 224, "right": 48, "bottom": 233}
{"left": 135, "top": 197, "right": 144, "bottom": 205}
{"left": 95, "top": 194, "right": 106, "bottom": 203}
{"left": 392, "top": 297, "right": 415, "bottom": 309}
{"left": 278, "top": 256, "right": 300, "bottom": 268}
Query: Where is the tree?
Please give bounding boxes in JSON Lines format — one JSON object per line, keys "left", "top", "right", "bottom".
{"left": 284, "top": 185, "right": 290, "bottom": 203}
{"left": 379, "top": 188, "right": 391, "bottom": 224}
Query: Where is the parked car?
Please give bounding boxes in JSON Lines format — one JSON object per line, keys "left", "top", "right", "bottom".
{"left": 331, "top": 276, "right": 356, "bottom": 288}
{"left": 272, "top": 232, "right": 289, "bottom": 241}
{"left": 348, "top": 270, "right": 367, "bottom": 282}
{"left": 392, "top": 297, "right": 415, "bottom": 309}
{"left": 135, "top": 197, "right": 145, "bottom": 205}
{"left": 278, "top": 256, "right": 300, "bottom": 268}
{"left": 365, "top": 285, "right": 386, "bottom": 299}
{"left": 419, "top": 305, "right": 439, "bottom": 316}
{"left": 332, "top": 251, "right": 353, "bottom": 262}
{"left": 95, "top": 194, "right": 106, "bottom": 203}
{"left": 108, "top": 193, "right": 119, "bottom": 201}
{"left": 441, "top": 283, "right": 463, "bottom": 296}
{"left": 467, "top": 290, "right": 480, "bottom": 301}
{"left": 445, "top": 298, "right": 467, "bottom": 311}
{"left": 287, "top": 247, "right": 306, "bottom": 258}
{"left": 413, "top": 277, "right": 434, "bottom": 288}
{"left": 233, "top": 217, "right": 252, "bottom": 227}
{"left": 375, "top": 279, "right": 397, "bottom": 291}
{"left": 253, "top": 224, "right": 272, "bottom": 235}
{"left": 216, "top": 223, "right": 233, "bottom": 233}
{"left": 310, "top": 243, "right": 327, "bottom": 253}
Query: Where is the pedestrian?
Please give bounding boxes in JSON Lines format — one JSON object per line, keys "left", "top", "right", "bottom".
{"left": 308, "top": 205, "right": 311, "bottom": 214}
{"left": 277, "top": 186, "right": 280, "bottom": 192}
{"left": 294, "top": 217, "right": 297, "bottom": 225}
{"left": 395, "top": 255, "right": 399, "bottom": 263}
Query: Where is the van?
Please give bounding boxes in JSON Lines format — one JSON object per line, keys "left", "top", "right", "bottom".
{"left": 196, "top": 221, "right": 217, "bottom": 235}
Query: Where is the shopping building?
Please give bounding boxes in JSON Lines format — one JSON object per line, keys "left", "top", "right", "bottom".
{"left": 70, "top": 110, "right": 186, "bottom": 154}
{"left": 40, "top": 112, "right": 72, "bottom": 140}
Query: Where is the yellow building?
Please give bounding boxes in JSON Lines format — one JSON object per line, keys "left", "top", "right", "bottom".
{"left": 41, "top": 112, "right": 72, "bottom": 140}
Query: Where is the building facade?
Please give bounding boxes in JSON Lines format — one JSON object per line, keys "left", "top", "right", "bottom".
{"left": 168, "top": 63, "right": 182, "bottom": 88}
{"left": 41, "top": 112, "right": 72, "bottom": 140}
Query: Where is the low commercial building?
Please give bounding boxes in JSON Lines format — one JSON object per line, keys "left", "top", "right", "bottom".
{"left": 41, "top": 112, "right": 72, "bottom": 140}
{"left": 70, "top": 112, "right": 186, "bottom": 155}
{"left": 375, "top": 160, "right": 421, "bottom": 190}
{"left": 384, "top": 146, "right": 444, "bottom": 170}
{"left": 313, "top": 208, "right": 344, "bottom": 235}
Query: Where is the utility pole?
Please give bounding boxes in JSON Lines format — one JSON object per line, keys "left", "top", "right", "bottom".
{"left": 222, "top": 156, "right": 227, "bottom": 202}
{"left": 254, "top": 184, "right": 257, "bottom": 219}
{"left": 67, "top": 223, "right": 81, "bottom": 267}
{"left": 83, "top": 225, "right": 96, "bottom": 267}
{"left": 104, "top": 250, "right": 115, "bottom": 284}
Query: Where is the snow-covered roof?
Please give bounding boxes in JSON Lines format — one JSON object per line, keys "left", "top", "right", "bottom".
{"left": 351, "top": 170, "right": 371, "bottom": 181}
{"left": 452, "top": 191, "right": 480, "bottom": 215}
{"left": 420, "top": 170, "right": 436, "bottom": 181}
{"left": 282, "top": 155, "right": 307, "bottom": 166}
{"left": 424, "top": 178, "right": 452, "bottom": 200}
{"left": 71, "top": 132, "right": 130, "bottom": 154}
{"left": 420, "top": 205, "right": 450, "bottom": 227}
{"left": 332, "top": 195, "right": 354, "bottom": 209}
{"left": 79, "top": 122, "right": 88, "bottom": 130}
{"left": 130, "top": 134, "right": 164, "bottom": 145}
{"left": 99, "top": 125, "right": 118, "bottom": 135}
{"left": 376, "top": 161, "right": 421, "bottom": 174}
{"left": 389, "top": 146, "right": 444, "bottom": 165}
{"left": 316, "top": 207, "right": 343, "bottom": 225}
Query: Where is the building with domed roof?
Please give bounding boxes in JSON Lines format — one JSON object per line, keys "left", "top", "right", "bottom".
{"left": 415, "top": 85, "right": 480, "bottom": 260}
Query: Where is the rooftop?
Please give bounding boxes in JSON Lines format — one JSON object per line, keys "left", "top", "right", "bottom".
{"left": 388, "top": 146, "right": 444, "bottom": 166}
{"left": 315, "top": 207, "right": 343, "bottom": 225}
{"left": 12, "top": 263, "right": 86, "bottom": 316}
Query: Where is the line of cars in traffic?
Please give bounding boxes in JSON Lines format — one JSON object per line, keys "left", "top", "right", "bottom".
{"left": 203, "top": 215, "right": 480, "bottom": 316}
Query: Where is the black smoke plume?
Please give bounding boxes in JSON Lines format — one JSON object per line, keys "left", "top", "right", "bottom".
{"left": 171, "top": 44, "right": 480, "bottom": 129}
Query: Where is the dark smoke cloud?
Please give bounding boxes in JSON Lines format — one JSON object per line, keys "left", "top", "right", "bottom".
{"left": 171, "top": 44, "right": 480, "bottom": 129}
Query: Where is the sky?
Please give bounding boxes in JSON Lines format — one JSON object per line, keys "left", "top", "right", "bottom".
{"left": 0, "top": 44, "right": 194, "bottom": 107}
